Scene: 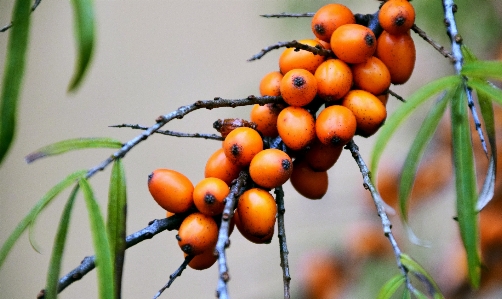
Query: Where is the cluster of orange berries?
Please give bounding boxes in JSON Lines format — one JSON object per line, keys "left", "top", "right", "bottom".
{"left": 147, "top": 0, "right": 416, "bottom": 271}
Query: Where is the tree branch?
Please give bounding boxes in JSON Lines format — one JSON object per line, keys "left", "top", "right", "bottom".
{"left": 411, "top": 24, "right": 454, "bottom": 61}
{"left": 247, "top": 40, "right": 334, "bottom": 62}
{"left": 260, "top": 12, "right": 314, "bottom": 18}
{"left": 274, "top": 186, "right": 291, "bottom": 299}
{"left": 1, "top": 0, "right": 42, "bottom": 32}
{"left": 109, "top": 124, "right": 223, "bottom": 141}
{"left": 152, "top": 255, "right": 194, "bottom": 299}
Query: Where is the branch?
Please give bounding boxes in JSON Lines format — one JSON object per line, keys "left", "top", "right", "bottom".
{"left": 1, "top": 0, "right": 42, "bottom": 32}
{"left": 247, "top": 40, "right": 334, "bottom": 62}
{"left": 152, "top": 255, "right": 194, "bottom": 299}
{"left": 109, "top": 124, "right": 223, "bottom": 141}
{"left": 36, "top": 214, "right": 186, "bottom": 299}
{"left": 260, "top": 12, "right": 314, "bottom": 18}
{"left": 388, "top": 89, "right": 406, "bottom": 103}
{"left": 411, "top": 24, "right": 454, "bottom": 61}
{"left": 274, "top": 186, "right": 291, "bottom": 299}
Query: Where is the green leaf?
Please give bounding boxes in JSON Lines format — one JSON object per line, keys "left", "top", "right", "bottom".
{"left": 450, "top": 88, "right": 481, "bottom": 287}
{"left": 371, "top": 75, "right": 462, "bottom": 183}
{"left": 0, "top": 0, "right": 31, "bottom": 165}
{"left": 44, "top": 185, "right": 79, "bottom": 299}
{"left": 398, "top": 87, "right": 456, "bottom": 245}
{"left": 400, "top": 253, "right": 444, "bottom": 299}
{"left": 107, "top": 159, "right": 127, "bottom": 299}
{"left": 411, "top": 289, "right": 428, "bottom": 299}
{"left": 68, "top": 0, "right": 95, "bottom": 91}
{"left": 462, "top": 61, "right": 502, "bottom": 81}
{"left": 377, "top": 275, "right": 405, "bottom": 299}
{"left": 25, "top": 137, "right": 122, "bottom": 163}
{"left": 461, "top": 45, "right": 477, "bottom": 63}
{"left": 402, "top": 288, "right": 411, "bottom": 299}
{"left": 0, "top": 170, "right": 86, "bottom": 269}
{"left": 467, "top": 79, "right": 502, "bottom": 107}
{"left": 79, "top": 178, "right": 115, "bottom": 299}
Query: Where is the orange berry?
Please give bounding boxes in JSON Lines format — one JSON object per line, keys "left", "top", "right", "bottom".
{"left": 185, "top": 248, "right": 217, "bottom": 270}
{"left": 249, "top": 148, "right": 293, "bottom": 189}
{"left": 213, "top": 118, "right": 257, "bottom": 138}
{"left": 166, "top": 211, "right": 175, "bottom": 218}
{"left": 290, "top": 159, "right": 329, "bottom": 200}
{"left": 375, "top": 30, "right": 416, "bottom": 84}
{"left": 277, "top": 106, "right": 316, "bottom": 151}
{"left": 311, "top": 3, "right": 356, "bottom": 42}
{"left": 315, "top": 38, "right": 332, "bottom": 51}
{"left": 259, "top": 71, "right": 283, "bottom": 96}
{"left": 304, "top": 137, "right": 343, "bottom": 172}
{"left": 223, "top": 127, "right": 263, "bottom": 166}
{"left": 330, "top": 24, "right": 376, "bottom": 64}
{"left": 177, "top": 212, "right": 218, "bottom": 256}
{"left": 377, "top": 92, "right": 390, "bottom": 106}
{"left": 314, "top": 59, "right": 353, "bottom": 101}
{"left": 342, "top": 90, "right": 387, "bottom": 137}
{"left": 234, "top": 210, "right": 274, "bottom": 244}
{"left": 148, "top": 169, "right": 194, "bottom": 213}
{"left": 193, "top": 177, "right": 229, "bottom": 216}
{"left": 351, "top": 56, "right": 391, "bottom": 95}
{"left": 280, "top": 69, "right": 318, "bottom": 107}
{"left": 250, "top": 103, "right": 285, "bottom": 137}
{"left": 205, "top": 148, "right": 242, "bottom": 185}
{"left": 378, "top": 0, "right": 415, "bottom": 35}
{"left": 236, "top": 188, "right": 277, "bottom": 238}
{"left": 315, "top": 105, "right": 357, "bottom": 146}
{"left": 279, "top": 39, "right": 325, "bottom": 74}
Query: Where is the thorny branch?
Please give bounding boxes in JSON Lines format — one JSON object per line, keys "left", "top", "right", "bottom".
{"left": 110, "top": 124, "right": 223, "bottom": 141}
{"left": 274, "top": 187, "right": 291, "bottom": 299}
{"left": 1, "top": 0, "right": 42, "bottom": 32}
{"left": 411, "top": 24, "right": 454, "bottom": 61}
{"left": 152, "top": 255, "right": 194, "bottom": 299}
{"left": 248, "top": 40, "right": 333, "bottom": 62}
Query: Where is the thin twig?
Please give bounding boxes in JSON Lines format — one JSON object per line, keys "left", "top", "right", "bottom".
{"left": 411, "top": 24, "right": 454, "bottom": 61}
{"left": 1, "top": 0, "right": 42, "bottom": 32}
{"left": 152, "top": 255, "right": 194, "bottom": 299}
{"left": 248, "top": 40, "right": 333, "bottom": 62}
{"left": 260, "top": 12, "right": 314, "bottom": 18}
{"left": 274, "top": 187, "right": 291, "bottom": 299}
{"left": 109, "top": 124, "right": 223, "bottom": 141}
{"left": 215, "top": 171, "right": 249, "bottom": 299}
{"left": 36, "top": 215, "right": 186, "bottom": 299}
{"left": 388, "top": 89, "right": 406, "bottom": 103}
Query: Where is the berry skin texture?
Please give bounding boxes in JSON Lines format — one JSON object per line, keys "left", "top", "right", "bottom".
{"left": 375, "top": 30, "right": 416, "bottom": 85}
{"left": 223, "top": 127, "right": 263, "bottom": 166}
{"left": 249, "top": 148, "right": 293, "bottom": 189}
{"left": 311, "top": 3, "right": 356, "bottom": 42}
{"left": 234, "top": 210, "right": 274, "bottom": 244}
{"left": 250, "top": 103, "right": 285, "bottom": 137}
{"left": 280, "top": 69, "right": 318, "bottom": 107}
{"left": 205, "top": 148, "right": 242, "bottom": 185}
{"left": 193, "top": 177, "right": 229, "bottom": 216}
{"left": 304, "top": 137, "right": 343, "bottom": 172}
{"left": 342, "top": 90, "right": 387, "bottom": 137}
{"left": 315, "top": 105, "right": 357, "bottom": 146}
{"left": 148, "top": 169, "right": 194, "bottom": 214}
{"left": 236, "top": 188, "right": 277, "bottom": 238}
{"left": 290, "top": 159, "right": 329, "bottom": 200}
{"left": 378, "top": 0, "right": 415, "bottom": 35}
{"left": 279, "top": 39, "right": 325, "bottom": 74}
{"left": 185, "top": 248, "right": 217, "bottom": 270}
{"left": 177, "top": 212, "right": 219, "bottom": 256}
{"left": 351, "top": 56, "right": 391, "bottom": 96}
{"left": 314, "top": 59, "right": 353, "bottom": 101}
{"left": 259, "top": 71, "right": 283, "bottom": 96}
{"left": 277, "top": 106, "right": 316, "bottom": 151}
{"left": 330, "top": 24, "right": 377, "bottom": 64}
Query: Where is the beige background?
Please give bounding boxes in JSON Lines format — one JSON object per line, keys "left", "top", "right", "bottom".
{"left": 0, "top": 1, "right": 464, "bottom": 298}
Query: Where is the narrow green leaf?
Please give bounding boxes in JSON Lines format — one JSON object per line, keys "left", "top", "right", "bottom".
{"left": 26, "top": 137, "right": 122, "bottom": 163}
{"left": 371, "top": 75, "right": 462, "bottom": 183}
{"left": 462, "top": 61, "right": 502, "bottom": 81}
{"left": 467, "top": 79, "right": 502, "bottom": 107}
{"left": 107, "top": 159, "right": 127, "bottom": 299}
{"left": 377, "top": 275, "right": 405, "bottom": 299}
{"left": 79, "top": 178, "right": 115, "bottom": 299}
{"left": 0, "top": 0, "right": 31, "bottom": 165}
{"left": 411, "top": 289, "right": 428, "bottom": 299}
{"left": 398, "top": 87, "right": 456, "bottom": 245}
{"left": 450, "top": 88, "right": 481, "bottom": 287}
{"left": 44, "top": 185, "right": 79, "bottom": 299}
{"left": 0, "top": 170, "right": 86, "bottom": 269}
{"left": 399, "top": 253, "right": 444, "bottom": 299}
{"left": 68, "top": 0, "right": 95, "bottom": 91}
{"left": 402, "top": 288, "right": 411, "bottom": 299}
{"left": 461, "top": 45, "right": 477, "bottom": 63}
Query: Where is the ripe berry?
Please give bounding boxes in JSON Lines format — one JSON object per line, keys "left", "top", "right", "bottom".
{"left": 314, "top": 59, "right": 353, "bottom": 101}
{"left": 249, "top": 148, "right": 293, "bottom": 189}
{"left": 351, "top": 56, "right": 391, "bottom": 95}
{"left": 304, "top": 137, "right": 343, "bottom": 172}
{"left": 290, "top": 159, "right": 329, "bottom": 200}
{"left": 148, "top": 169, "right": 194, "bottom": 213}
{"left": 205, "top": 148, "right": 242, "bottom": 185}
{"left": 185, "top": 249, "right": 217, "bottom": 270}
{"left": 250, "top": 103, "right": 285, "bottom": 137}
{"left": 279, "top": 39, "right": 325, "bottom": 74}
{"left": 259, "top": 71, "right": 283, "bottom": 96}
{"left": 193, "top": 177, "right": 229, "bottom": 216}
{"left": 277, "top": 106, "right": 316, "bottom": 151}
{"left": 177, "top": 212, "right": 219, "bottom": 256}
{"left": 375, "top": 30, "right": 416, "bottom": 84}
{"left": 342, "top": 90, "right": 387, "bottom": 137}
{"left": 223, "top": 127, "right": 263, "bottom": 166}
{"left": 315, "top": 105, "right": 357, "bottom": 146}
{"left": 280, "top": 69, "right": 318, "bottom": 107}
{"left": 236, "top": 188, "right": 277, "bottom": 238}
{"left": 330, "top": 24, "right": 376, "bottom": 64}
{"left": 234, "top": 210, "right": 274, "bottom": 244}
{"left": 379, "top": 0, "right": 415, "bottom": 35}
{"left": 311, "top": 3, "right": 356, "bottom": 42}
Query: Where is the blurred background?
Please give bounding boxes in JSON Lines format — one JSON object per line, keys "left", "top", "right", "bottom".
{"left": 1, "top": 0, "right": 501, "bottom": 298}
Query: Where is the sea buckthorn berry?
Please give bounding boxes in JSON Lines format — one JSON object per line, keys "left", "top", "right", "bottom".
{"left": 375, "top": 30, "right": 416, "bottom": 84}
{"left": 259, "top": 71, "right": 283, "bottom": 97}
{"left": 279, "top": 39, "right": 325, "bottom": 74}
{"left": 290, "top": 159, "right": 329, "bottom": 200}
{"left": 234, "top": 210, "right": 274, "bottom": 244}
{"left": 304, "top": 137, "right": 343, "bottom": 172}
{"left": 314, "top": 59, "right": 353, "bottom": 101}
{"left": 177, "top": 212, "right": 219, "bottom": 256}
{"left": 205, "top": 148, "right": 242, "bottom": 185}
{"left": 311, "top": 3, "right": 355, "bottom": 42}
{"left": 223, "top": 127, "right": 263, "bottom": 166}
{"left": 315, "top": 38, "right": 332, "bottom": 51}
{"left": 250, "top": 103, "right": 285, "bottom": 137}
{"left": 277, "top": 106, "right": 316, "bottom": 150}
{"left": 315, "top": 105, "right": 357, "bottom": 146}
{"left": 236, "top": 188, "right": 277, "bottom": 238}
{"left": 280, "top": 69, "right": 318, "bottom": 107}
{"left": 213, "top": 118, "right": 257, "bottom": 138}
{"left": 342, "top": 90, "right": 387, "bottom": 137}
{"left": 185, "top": 249, "right": 217, "bottom": 270}
{"left": 379, "top": 0, "right": 415, "bottom": 35}
{"left": 249, "top": 148, "right": 293, "bottom": 189}
{"left": 377, "top": 92, "right": 390, "bottom": 106}
{"left": 330, "top": 24, "right": 377, "bottom": 64}
{"left": 148, "top": 169, "right": 194, "bottom": 213}
{"left": 193, "top": 177, "right": 229, "bottom": 216}
{"left": 351, "top": 56, "right": 391, "bottom": 95}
